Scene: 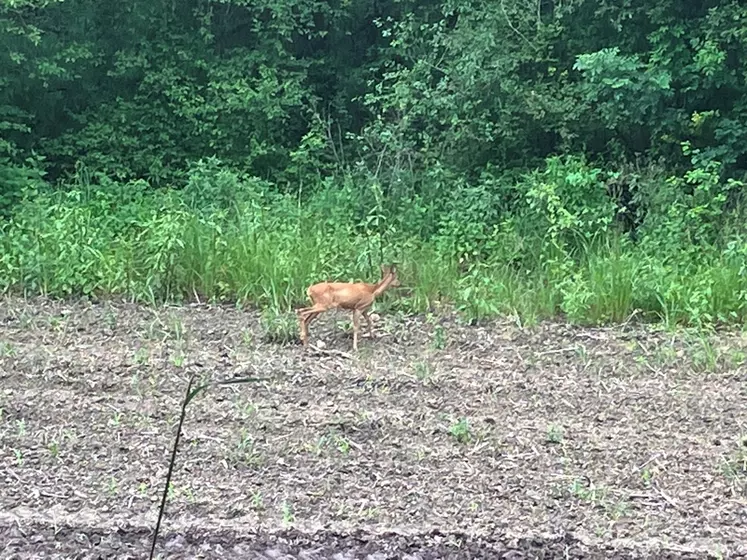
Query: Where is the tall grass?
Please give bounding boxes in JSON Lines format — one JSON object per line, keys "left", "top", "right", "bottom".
{"left": 0, "top": 164, "right": 745, "bottom": 328}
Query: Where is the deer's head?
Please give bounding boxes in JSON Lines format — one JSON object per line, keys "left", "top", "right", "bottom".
{"left": 380, "top": 264, "right": 401, "bottom": 288}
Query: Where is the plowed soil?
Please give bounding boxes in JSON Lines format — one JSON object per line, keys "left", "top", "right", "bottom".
{"left": 1, "top": 297, "right": 746, "bottom": 559}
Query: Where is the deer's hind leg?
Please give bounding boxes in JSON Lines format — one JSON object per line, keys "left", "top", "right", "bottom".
{"left": 352, "top": 309, "right": 363, "bottom": 351}
{"left": 297, "top": 307, "right": 310, "bottom": 345}
{"left": 362, "top": 309, "right": 374, "bottom": 339}
{"left": 298, "top": 304, "right": 327, "bottom": 347}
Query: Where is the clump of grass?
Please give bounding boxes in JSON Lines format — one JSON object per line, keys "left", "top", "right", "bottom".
{"left": 170, "top": 348, "right": 186, "bottom": 367}
{"left": 412, "top": 359, "right": 433, "bottom": 380}
{"left": 308, "top": 429, "right": 352, "bottom": 456}
{"left": 448, "top": 417, "right": 472, "bottom": 444}
{"left": 132, "top": 347, "right": 150, "bottom": 365}
{"left": 569, "top": 478, "right": 607, "bottom": 505}
{"left": 0, "top": 341, "right": 16, "bottom": 357}
{"left": 721, "top": 435, "right": 747, "bottom": 489}
{"left": 685, "top": 330, "right": 725, "bottom": 373}
{"left": 260, "top": 309, "right": 298, "bottom": 344}
{"left": 251, "top": 491, "right": 264, "bottom": 510}
{"left": 281, "top": 501, "right": 295, "bottom": 524}
{"left": 568, "top": 476, "right": 630, "bottom": 525}
{"left": 729, "top": 348, "right": 746, "bottom": 368}
{"left": 231, "top": 428, "right": 263, "bottom": 467}
{"left": 545, "top": 424, "right": 564, "bottom": 444}
{"left": 431, "top": 324, "right": 447, "bottom": 349}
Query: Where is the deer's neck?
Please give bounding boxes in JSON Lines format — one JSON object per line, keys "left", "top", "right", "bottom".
{"left": 372, "top": 275, "right": 394, "bottom": 297}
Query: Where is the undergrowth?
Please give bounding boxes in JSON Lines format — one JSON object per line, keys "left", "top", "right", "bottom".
{"left": 0, "top": 154, "right": 745, "bottom": 328}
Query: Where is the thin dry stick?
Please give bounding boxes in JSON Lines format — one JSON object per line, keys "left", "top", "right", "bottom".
{"left": 654, "top": 483, "right": 683, "bottom": 512}
{"left": 536, "top": 347, "right": 576, "bottom": 356}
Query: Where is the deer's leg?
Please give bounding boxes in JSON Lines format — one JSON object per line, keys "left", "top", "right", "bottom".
{"left": 299, "top": 314, "right": 310, "bottom": 346}
{"left": 298, "top": 309, "right": 309, "bottom": 345}
{"left": 303, "top": 311, "right": 322, "bottom": 345}
{"left": 299, "top": 305, "right": 325, "bottom": 347}
{"left": 352, "top": 309, "right": 361, "bottom": 351}
{"left": 362, "top": 310, "right": 374, "bottom": 339}
{"left": 298, "top": 308, "right": 313, "bottom": 346}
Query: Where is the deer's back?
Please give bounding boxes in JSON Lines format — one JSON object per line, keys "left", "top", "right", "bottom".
{"left": 308, "top": 282, "right": 376, "bottom": 309}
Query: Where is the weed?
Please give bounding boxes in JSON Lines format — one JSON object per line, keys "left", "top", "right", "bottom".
{"left": 260, "top": 309, "right": 298, "bottom": 344}
{"left": 412, "top": 360, "right": 433, "bottom": 380}
{"left": 545, "top": 424, "right": 564, "bottom": 444}
{"left": 233, "top": 429, "right": 262, "bottom": 466}
{"left": 281, "top": 501, "right": 294, "bottom": 524}
{"left": 171, "top": 316, "right": 185, "bottom": 342}
{"left": 133, "top": 347, "right": 150, "bottom": 365}
{"left": 608, "top": 500, "right": 630, "bottom": 521}
{"left": 448, "top": 417, "right": 472, "bottom": 444}
{"left": 170, "top": 351, "right": 185, "bottom": 368}
{"left": 16, "top": 312, "right": 33, "bottom": 330}
{"left": 569, "top": 478, "right": 607, "bottom": 505}
{"left": 575, "top": 345, "right": 589, "bottom": 365}
{"left": 310, "top": 429, "right": 352, "bottom": 455}
{"left": 130, "top": 373, "right": 144, "bottom": 395}
{"left": 654, "top": 343, "right": 679, "bottom": 367}
{"left": 690, "top": 332, "right": 720, "bottom": 372}
{"left": 640, "top": 467, "right": 654, "bottom": 488}
{"left": 235, "top": 401, "right": 257, "bottom": 419}
{"left": 108, "top": 476, "right": 119, "bottom": 495}
{"left": 0, "top": 341, "right": 16, "bottom": 357}
{"left": 358, "top": 506, "right": 380, "bottom": 519}
{"left": 720, "top": 436, "right": 747, "bottom": 487}
{"left": 333, "top": 433, "right": 351, "bottom": 454}
{"left": 48, "top": 440, "right": 59, "bottom": 458}
{"left": 251, "top": 491, "right": 264, "bottom": 510}
{"left": 355, "top": 344, "right": 375, "bottom": 361}
{"left": 103, "top": 307, "right": 118, "bottom": 330}
{"left": 183, "top": 486, "right": 196, "bottom": 503}
{"left": 431, "top": 324, "right": 447, "bottom": 350}
{"left": 62, "top": 428, "right": 77, "bottom": 443}
{"left": 729, "top": 349, "right": 746, "bottom": 369}
{"left": 108, "top": 411, "right": 122, "bottom": 427}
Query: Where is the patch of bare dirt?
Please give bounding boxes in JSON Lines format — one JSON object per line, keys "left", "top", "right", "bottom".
{"left": 1, "top": 297, "right": 746, "bottom": 558}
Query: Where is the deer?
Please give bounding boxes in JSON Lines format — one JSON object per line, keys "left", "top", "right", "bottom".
{"left": 297, "top": 264, "right": 401, "bottom": 351}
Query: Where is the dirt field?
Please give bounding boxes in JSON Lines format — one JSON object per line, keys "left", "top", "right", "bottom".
{"left": 1, "top": 297, "right": 746, "bottom": 559}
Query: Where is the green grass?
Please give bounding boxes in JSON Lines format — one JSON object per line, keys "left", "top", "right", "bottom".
{"left": 0, "top": 169, "right": 745, "bottom": 329}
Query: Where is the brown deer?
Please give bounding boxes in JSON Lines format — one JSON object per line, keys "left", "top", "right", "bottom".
{"left": 297, "top": 264, "right": 401, "bottom": 351}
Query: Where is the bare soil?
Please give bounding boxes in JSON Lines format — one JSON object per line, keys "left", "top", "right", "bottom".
{"left": 1, "top": 297, "right": 746, "bottom": 559}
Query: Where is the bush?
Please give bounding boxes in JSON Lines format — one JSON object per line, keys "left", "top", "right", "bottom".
{"left": 1, "top": 154, "right": 745, "bottom": 328}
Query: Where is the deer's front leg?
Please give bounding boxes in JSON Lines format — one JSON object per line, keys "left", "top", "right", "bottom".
{"left": 352, "top": 310, "right": 362, "bottom": 351}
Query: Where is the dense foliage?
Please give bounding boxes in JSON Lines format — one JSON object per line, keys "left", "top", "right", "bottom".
{"left": 1, "top": 0, "right": 746, "bottom": 326}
